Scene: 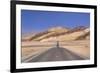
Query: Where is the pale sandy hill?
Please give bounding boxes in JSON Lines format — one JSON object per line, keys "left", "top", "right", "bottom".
{"left": 22, "top": 31, "right": 50, "bottom": 41}
{"left": 22, "top": 26, "right": 69, "bottom": 41}
{"left": 32, "top": 26, "right": 69, "bottom": 41}
{"left": 40, "top": 27, "right": 90, "bottom": 42}
{"left": 22, "top": 26, "right": 90, "bottom": 42}
{"left": 75, "top": 28, "right": 90, "bottom": 40}
{"left": 22, "top": 34, "right": 35, "bottom": 41}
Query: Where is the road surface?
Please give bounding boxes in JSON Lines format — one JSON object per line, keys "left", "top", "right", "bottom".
{"left": 24, "top": 46, "right": 85, "bottom": 62}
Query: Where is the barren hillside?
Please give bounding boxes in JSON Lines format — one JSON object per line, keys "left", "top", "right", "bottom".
{"left": 22, "top": 26, "right": 90, "bottom": 42}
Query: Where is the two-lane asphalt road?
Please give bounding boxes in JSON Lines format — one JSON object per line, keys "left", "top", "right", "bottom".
{"left": 26, "top": 46, "right": 85, "bottom": 62}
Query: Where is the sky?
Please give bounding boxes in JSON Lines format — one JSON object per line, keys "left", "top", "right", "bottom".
{"left": 21, "top": 10, "right": 90, "bottom": 34}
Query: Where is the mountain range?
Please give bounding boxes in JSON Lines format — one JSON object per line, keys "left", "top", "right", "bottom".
{"left": 22, "top": 26, "right": 90, "bottom": 42}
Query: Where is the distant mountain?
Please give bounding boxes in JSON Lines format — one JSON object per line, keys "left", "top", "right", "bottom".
{"left": 48, "top": 26, "right": 69, "bottom": 32}
{"left": 75, "top": 28, "right": 90, "bottom": 40}
{"left": 22, "top": 26, "right": 90, "bottom": 42}
{"left": 67, "top": 26, "right": 87, "bottom": 34}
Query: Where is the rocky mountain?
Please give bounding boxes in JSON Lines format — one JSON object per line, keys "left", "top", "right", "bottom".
{"left": 22, "top": 26, "right": 90, "bottom": 42}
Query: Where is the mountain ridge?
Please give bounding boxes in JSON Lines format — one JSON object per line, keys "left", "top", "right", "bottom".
{"left": 22, "top": 26, "right": 90, "bottom": 42}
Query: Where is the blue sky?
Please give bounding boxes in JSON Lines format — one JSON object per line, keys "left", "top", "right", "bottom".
{"left": 21, "top": 10, "right": 90, "bottom": 34}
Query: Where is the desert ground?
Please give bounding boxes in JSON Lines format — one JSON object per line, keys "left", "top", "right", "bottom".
{"left": 21, "top": 39, "right": 90, "bottom": 62}
{"left": 60, "top": 40, "right": 90, "bottom": 59}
